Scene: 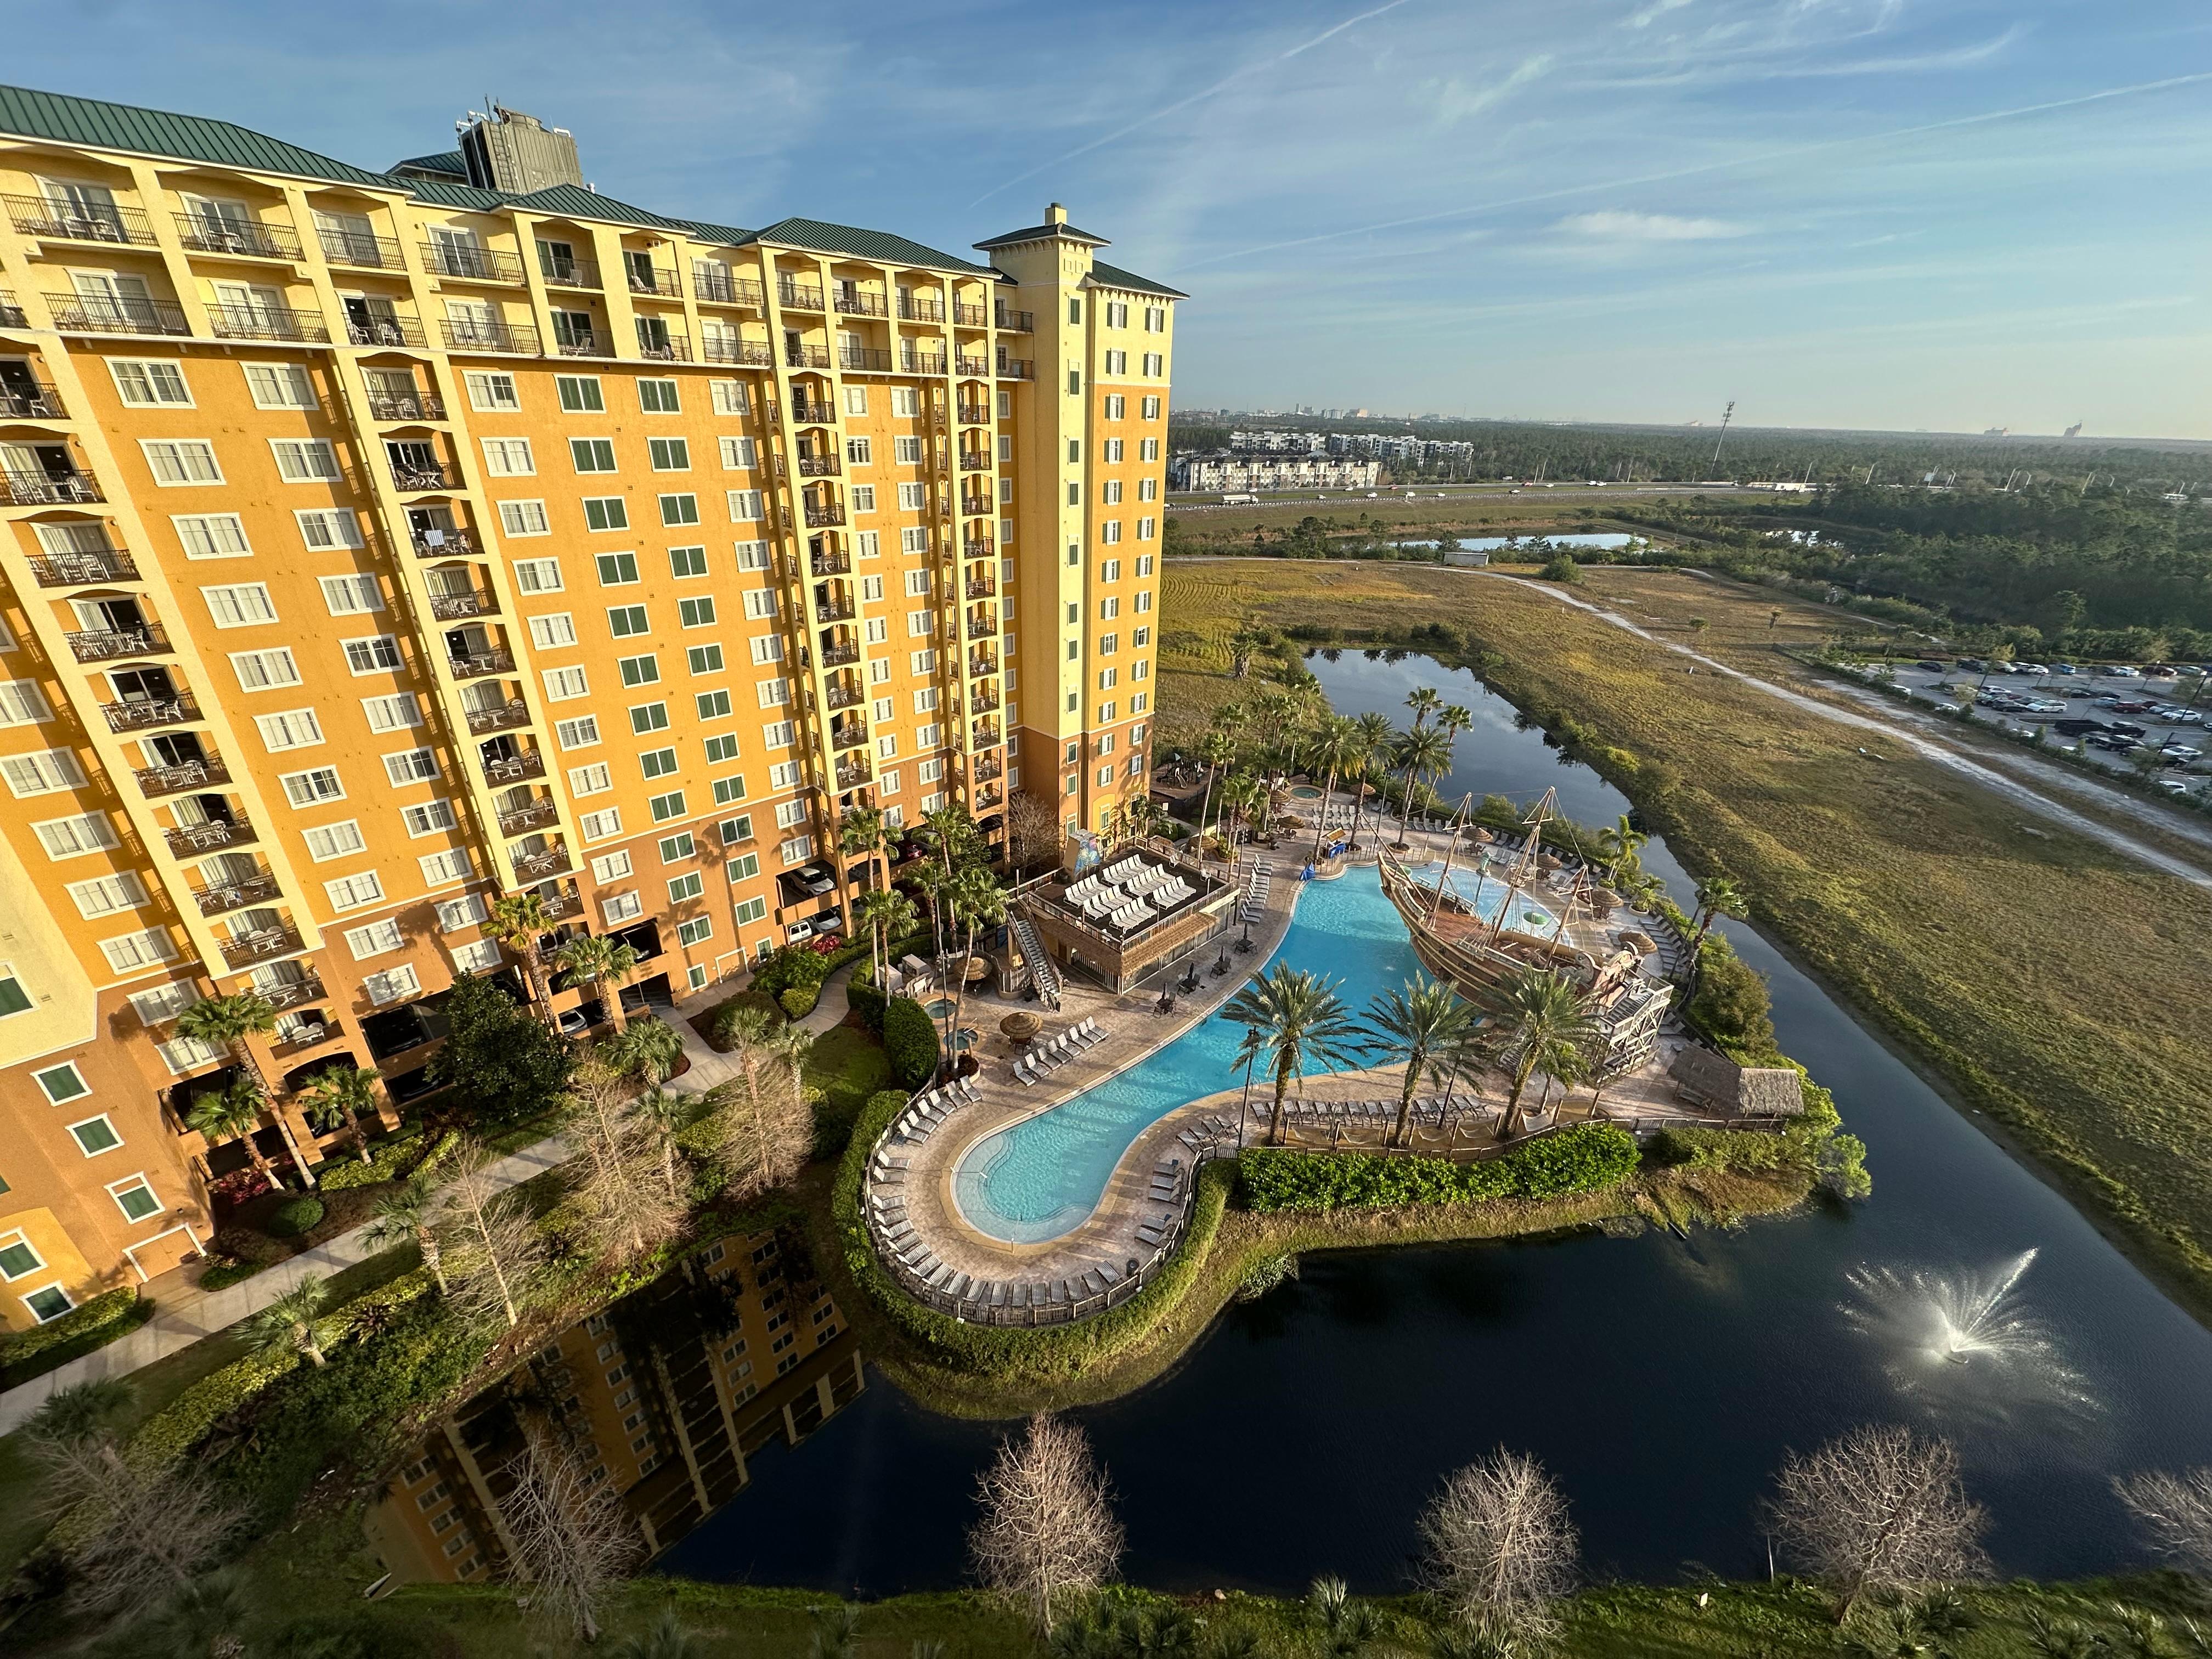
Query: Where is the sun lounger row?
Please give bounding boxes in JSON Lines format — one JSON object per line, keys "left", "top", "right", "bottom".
{"left": 1014, "top": 1017, "right": 1105, "bottom": 1084}
{"left": 1103, "top": 855, "right": 1147, "bottom": 884}
{"left": 1275, "top": 1095, "right": 1445, "bottom": 1123}
{"left": 1105, "top": 898, "right": 1154, "bottom": 930}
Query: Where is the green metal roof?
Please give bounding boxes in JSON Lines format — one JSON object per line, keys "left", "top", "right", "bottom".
{"left": 0, "top": 82, "right": 397, "bottom": 188}
{"left": 751, "top": 217, "right": 993, "bottom": 274}
{"left": 506, "top": 181, "right": 689, "bottom": 230}
{"left": 1087, "top": 259, "right": 1187, "bottom": 300}
{"left": 391, "top": 149, "right": 467, "bottom": 179}
{"left": 974, "top": 217, "right": 1110, "bottom": 251}
{"left": 676, "top": 218, "right": 757, "bottom": 249}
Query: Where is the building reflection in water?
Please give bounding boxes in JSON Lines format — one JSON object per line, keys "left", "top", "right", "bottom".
{"left": 364, "top": 1227, "right": 864, "bottom": 1583}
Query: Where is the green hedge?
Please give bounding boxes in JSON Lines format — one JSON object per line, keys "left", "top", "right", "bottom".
{"left": 265, "top": 1195, "right": 325, "bottom": 1238}
{"left": 1237, "top": 1123, "right": 1641, "bottom": 1212}
{"left": 833, "top": 1087, "right": 1234, "bottom": 1379}
{"left": 317, "top": 1125, "right": 460, "bottom": 1193}
{"left": 883, "top": 995, "right": 941, "bottom": 1090}
{"left": 0, "top": 1287, "right": 151, "bottom": 1389}
{"left": 780, "top": 984, "right": 820, "bottom": 1019}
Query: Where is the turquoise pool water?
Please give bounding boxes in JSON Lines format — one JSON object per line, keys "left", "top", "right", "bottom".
{"left": 951, "top": 865, "right": 1430, "bottom": 1243}
{"left": 1427, "top": 862, "right": 1558, "bottom": 935}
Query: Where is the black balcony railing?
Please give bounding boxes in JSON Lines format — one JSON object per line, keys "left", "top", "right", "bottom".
{"left": 821, "top": 642, "right": 860, "bottom": 667}
{"left": 449, "top": 647, "right": 514, "bottom": 680}
{"left": 175, "top": 214, "right": 303, "bottom": 259}
{"left": 482, "top": 751, "right": 545, "bottom": 785}
{"left": 816, "top": 599, "right": 855, "bottom": 623}
{"left": 898, "top": 297, "right": 945, "bottom": 323}
{"left": 421, "top": 241, "right": 524, "bottom": 282}
{"left": 0, "top": 382, "right": 64, "bottom": 418}
{"left": 957, "top": 404, "right": 989, "bottom": 426}
{"left": 777, "top": 279, "right": 825, "bottom": 310}
{"left": 790, "top": 399, "right": 834, "bottom": 424}
{"left": 346, "top": 315, "right": 428, "bottom": 348}
{"left": 389, "top": 461, "right": 460, "bottom": 493}
{"left": 27, "top": 546, "right": 135, "bottom": 586}
{"left": 785, "top": 342, "right": 831, "bottom": 369}
{"left": 954, "top": 356, "right": 990, "bottom": 377}
{"left": 693, "top": 269, "right": 765, "bottom": 307}
{"left": 969, "top": 654, "right": 1000, "bottom": 677}
{"left": 797, "top": 453, "right": 840, "bottom": 477}
{"left": 965, "top": 614, "right": 998, "bottom": 637}
{"left": 166, "top": 815, "right": 254, "bottom": 857}
{"left": 5, "top": 194, "right": 157, "bottom": 245}
{"left": 413, "top": 524, "right": 478, "bottom": 557}
{"left": 136, "top": 757, "right": 228, "bottom": 797}
{"left": 804, "top": 503, "right": 846, "bottom": 528}
{"left": 627, "top": 266, "right": 681, "bottom": 298}
{"left": 810, "top": 550, "right": 851, "bottom": 575}
{"left": 499, "top": 798, "right": 559, "bottom": 835}
{"left": 513, "top": 844, "right": 573, "bottom": 881}
{"left": 367, "top": 391, "right": 444, "bottom": 421}
{"left": 554, "top": 329, "right": 613, "bottom": 358}
{"left": 970, "top": 689, "right": 1001, "bottom": 713}
{"left": 959, "top": 450, "right": 990, "bottom": 471}
{"left": 963, "top": 537, "right": 994, "bottom": 559}
{"left": 1, "top": 468, "right": 101, "bottom": 506}
{"left": 319, "top": 228, "right": 402, "bottom": 268}
{"left": 221, "top": 925, "right": 300, "bottom": 970}
{"left": 995, "top": 306, "right": 1034, "bottom": 332}
{"left": 540, "top": 257, "right": 601, "bottom": 289}
{"left": 195, "top": 871, "right": 280, "bottom": 917}
{"left": 438, "top": 318, "right": 540, "bottom": 355}
{"left": 703, "top": 337, "right": 774, "bottom": 366}
{"left": 66, "top": 624, "right": 166, "bottom": 663}
{"left": 634, "top": 331, "right": 691, "bottom": 363}
{"left": 838, "top": 346, "right": 890, "bottom": 373}
{"left": 903, "top": 352, "right": 948, "bottom": 376}
{"left": 209, "top": 302, "right": 331, "bottom": 343}
{"left": 466, "top": 698, "right": 532, "bottom": 735}
{"left": 430, "top": 590, "right": 492, "bottom": 619}
{"left": 997, "top": 357, "right": 1036, "bottom": 380}
{"left": 104, "top": 695, "right": 199, "bottom": 732}
{"left": 952, "top": 302, "right": 989, "bottom": 328}
{"left": 834, "top": 290, "right": 889, "bottom": 317}
{"left": 42, "top": 293, "right": 189, "bottom": 336}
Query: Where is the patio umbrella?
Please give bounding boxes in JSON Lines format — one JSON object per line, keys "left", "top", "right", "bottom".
{"left": 1000, "top": 1010, "right": 1043, "bottom": 1043}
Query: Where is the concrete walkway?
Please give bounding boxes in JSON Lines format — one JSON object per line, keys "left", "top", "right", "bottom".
{"left": 0, "top": 1130, "right": 572, "bottom": 1435}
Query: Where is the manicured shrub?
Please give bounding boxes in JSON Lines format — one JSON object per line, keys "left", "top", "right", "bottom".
{"left": 1236, "top": 1123, "right": 1641, "bottom": 1214}
{"left": 847, "top": 972, "right": 888, "bottom": 1031}
{"left": 780, "top": 984, "right": 820, "bottom": 1020}
{"left": 195, "top": 1260, "right": 264, "bottom": 1292}
{"left": 709, "top": 990, "right": 785, "bottom": 1049}
{"left": 882, "top": 995, "right": 941, "bottom": 1090}
{"left": 0, "top": 1287, "right": 150, "bottom": 1388}
{"left": 428, "top": 972, "right": 573, "bottom": 1124}
{"left": 264, "top": 1195, "right": 326, "bottom": 1238}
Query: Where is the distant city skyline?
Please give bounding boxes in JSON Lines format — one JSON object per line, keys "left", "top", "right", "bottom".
{"left": 11, "top": 0, "right": 2210, "bottom": 436}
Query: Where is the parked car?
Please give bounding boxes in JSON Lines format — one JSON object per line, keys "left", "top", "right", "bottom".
{"left": 1915, "top": 660, "right": 1946, "bottom": 672}
{"left": 2106, "top": 664, "right": 2142, "bottom": 678}
{"left": 1956, "top": 659, "right": 1985, "bottom": 672}
{"left": 2160, "top": 777, "right": 2193, "bottom": 795}
{"left": 2086, "top": 733, "right": 2137, "bottom": 752}
{"left": 2023, "top": 698, "right": 2067, "bottom": 715}
{"left": 2148, "top": 666, "right": 2179, "bottom": 679}
{"left": 2159, "top": 744, "right": 2202, "bottom": 761}
{"left": 2109, "top": 721, "right": 2148, "bottom": 737}
{"left": 2019, "top": 663, "right": 2051, "bottom": 675}
{"left": 786, "top": 918, "right": 816, "bottom": 942}
{"left": 2054, "top": 663, "right": 2080, "bottom": 675}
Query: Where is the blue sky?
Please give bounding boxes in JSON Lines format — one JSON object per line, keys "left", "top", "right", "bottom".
{"left": 15, "top": 0, "right": 2211, "bottom": 435}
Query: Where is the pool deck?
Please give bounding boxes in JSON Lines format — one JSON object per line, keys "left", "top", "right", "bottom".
{"left": 873, "top": 799, "right": 1722, "bottom": 1303}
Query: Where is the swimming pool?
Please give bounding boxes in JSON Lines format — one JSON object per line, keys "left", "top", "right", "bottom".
{"left": 951, "top": 865, "right": 1432, "bottom": 1243}
{"left": 1424, "top": 862, "right": 1558, "bottom": 935}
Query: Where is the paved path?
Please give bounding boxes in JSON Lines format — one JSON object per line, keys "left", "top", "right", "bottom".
{"left": 0, "top": 1131, "right": 572, "bottom": 1435}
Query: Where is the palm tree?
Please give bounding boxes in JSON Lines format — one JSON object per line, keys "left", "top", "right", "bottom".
{"left": 605, "top": 1018, "right": 683, "bottom": 1087}
{"left": 611, "top": 1606, "right": 707, "bottom": 1659}
{"left": 364, "top": 1173, "right": 447, "bottom": 1293}
{"left": 634, "top": 1088, "right": 689, "bottom": 1201}
{"left": 1391, "top": 725, "right": 1454, "bottom": 847}
{"left": 1195, "top": 730, "right": 1235, "bottom": 853}
{"left": 173, "top": 991, "right": 277, "bottom": 1097}
{"left": 1438, "top": 703, "right": 1473, "bottom": 746}
{"left": 838, "top": 802, "right": 888, "bottom": 868}
{"left": 1597, "top": 813, "right": 1647, "bottom": 886}
{"left": 298, "top": 1065, "right": 380, "bottom": 1165}
{"left": 1485, "top": 967, "right": 1600, "bottom": 1138}
{"left": 486, "top": 891, "right": 557, "bottom": 1023}
{"left": 942, "top": 865, "right": 1007, "bottom": 1066}
{"left": 1362, "top": 975, "right": 1482, "bottom": 1148}
{"left": 1404, "top": 686, "right": 1442, "bottom": 729}
{"left": 245, "top": 1274, "right": 328, "bottom": 1367}
{"left": 1305, "top": 715, "right": 1367, "bottom": 863}
{"left": 187, "top": 1074, "right": 291, "bottom": 1193}
{"left": 1222, "top": 964, "right": 1366, "bottom": 1144}
{"left": 1691, "top": 876, "right": 1750, "bottom": 956}
{"left": 554, "top": 933, "right": 642, "bottom": 1034}
{"left": 1347, "top": 710, "right": 1395, "bottom": 845}
{"left": 854, "top": 887, "right": 919, "bottom": 986}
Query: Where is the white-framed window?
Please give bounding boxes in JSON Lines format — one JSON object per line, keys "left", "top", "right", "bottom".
{"left": 648, "top": 789, "right": 686, "bottom": 822}
{"left": 302, "top": 819, "right": 367, "bottom": 861}
{"left": 279, "top": 769, "right": 346, "bottom": 812}
{"left": 890, "top": 386, "right": 919, "bottom": 417}
{"left": 843, "top": 385, "right": 867, "bottom": 415}
{"left": 436, "top": 893, "right": 490, "bottom": 932}
{"left": 66, "top": 1113, "right": 123, "bottom": 1156}
{"left": 893, "top": 436, "right": 921, "bottom": 464}
{"left": 906, "top": 611, "right": 933, "bottom": 637}
{"left": 244, "top": 362, "right": 317, "bottom": 409}
{"left": 512, "top": 556, "right": 563, "bottom": 592}
{"left": 917, "top": 722, "right": 942, "bottom": 748}
{"left": 448, "top": 938, "right": 501, "bottom": 974}
{"left": 465, "top": 370, "right": 521, "bottom": 411}
{"left": 201, "top": 582, "right": 276, "bottom": 628}
{"left": 595, "top": 550, "right": 640, "bottom": 586}
{"left": 528, "top": 613, "right": 578, "bottom": 650}
{"left": 778, "top": 835, "right": 814, "bottom": 866}
{"left": 1142, "top": 395, "right": 1161, "bottom": 419}
{"left": 480, "top": 437, "right": 534, "bottom": 477}
{"left": 418, "top": 847, "right": 472, "bottom": 885}
{"left": 382, "top": 748, "right": 439, "bottom": 786}
{"left": 669, "top": 545, "right": 709, "bottom": 579}
{"left": 854, "top": 530, "right": 881, "bottom": 559}
{"left": 763, "top": 720, "right": 795, "bottom": 748}
{"left": 323, "top": 869, "right": 385, "bottom": 911}
{"left": 583, "top": 496, "right": 628, "bottom": 531}
{"left": 498, "top": 498, "right": 550, "bottom": 537}
{"left": 317, "top": 573, "right": 382, "bottom": 617}
{"left": 1105, "top": 301, "right": 1129, "bottom": 328}
{"left": 400, "top": 799, "right": 457, "bottom": 837}
{"left": 659, "top": 493, "right": 700, "bottom": 526}
{"left": 229, "top": 646, "right": 301, "bottom": 691}
{"left": 850, "top": 484, "right": 877, "bottom": 515}
{"left": 1104, "top": 349, "right": 1127, "bottom": 375}
{"left": 66, "top": 871, "right": 147, "bottom": 918}
{"left": 32, "top": 1059, "right": 89, "bottom": 1104}
{"left": 0, "top": 680, "right": 52, "bottom": 727}
{"left": 544, "top": 665, "right": 590, "bottom": 701}
{"left": 171, "top": 512, "right": 251, "bottom": 559}
{"left": 295, "top": 508, "right": 363, "bottom": 550}
{"left": 1141, "top": 436, "right": 1160, "bottom": 461}
{"left": 903, "top": 569, "right": 932, "bottom": 597}
{"left": 255, "top": 708, "right": 324, "bottom": 751}
{"left": 109, "top": 359, "right": 192, "bottom": 406}
{"left": 556, "top": 715, "right": 600, "bottom": 749}
{"left": 140, "top": 438, "right": 223, "bottom": 485}
{"left": 569, "top": 437, "right": 617, "bottom": 473}
{"left": 591, "top": 849, "right": 635, "bottom": 883}
{"left": 747, "top": 635, "right": 785, "bottom": 667}
{"left": 568, "top": 761, "right": 613, "bottom": 796}
{"left": 602, "top": 890, "right": 644, "bottom": 924}
{"left": 726, "top": 489, "right": 764, "bottom": 521}
{"left": 579, "top": 807, "right": 623, "bottom": 842}
{"left": 909, "top": 648, "right": 937, "bottom": 674}
{"left": 362, "top": 964, "right": 421, "bottom": 1006}
{"left": 1143, "top": 353, "right": 1164, "bottom": 377}
{"left": 617, "top": 653, "right": 659, "bottom": 687}
{"left": 709, "top": 379, "right": 748, "bottom": 415}
{"left": 679, "top": 597, "right": 716, "bottom": 629}
{"left": 755, "top": 677, "right": 791, "bottom": 709}
{"left": 900, "top": 482, "right": 930, "bottom": 510}
{"left": 899, "top": 527, "right": 929, "bottom": 555}
{"left": 33, "top": 811, "right": 117, "bottom": 860}
{"left": 345, "top": 917, "right": 405, "bottom": 959}
{"left": 1102, "top": 480, "right": 1123, "bottom": 505}
{"left": 772, "top": 799, "right": 806, "bottom": 830}
{"left": 103, "top": 1171, "right": 161, "bottom": 1223}
{"left": 648, "top": 437, "right": 690, "bottom": 472}
{"left": 1, "top": 748, "right": 84, "bottom": 797}
{"left": 556, "top": 375, "right": 605, "bottom": 413}
{"left": 733, "top": 539, "right": 771, "bottom": 572}
{"left": 97, "top": 926, "right": 174, "bottom": 972}
{"left": 129, "top": 980, "right": 200, "bottom": 1026}
{"left": 269, "top": 438, "right": 342, "bottom": 482}
{"left": 638, "top": 379, "right": 680, "bottom": 414}
{"left": 362, "top": 693, "right": 422, "bottom": 732}
{"left": 741, "top": 589, "right": 778, "bottom": 621}
{"left": 1104, "top": 394, "right": 1125, "bottom": 419}
{"left": 845, "top": 436, "right": 873, "bottom": 466}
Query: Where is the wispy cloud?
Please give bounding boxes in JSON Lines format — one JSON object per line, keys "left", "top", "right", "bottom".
{"left": 1556, "top": 209, "right": 1747, "bottom": 240}
{"left": 1425, "top": 53, "right": 1555, "bottom": 126}
{"left": 1624, "top": 0, "right": 1692, "bottom": 28}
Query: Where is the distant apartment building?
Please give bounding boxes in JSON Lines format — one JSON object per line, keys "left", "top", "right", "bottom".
{"left": 1170, "top": 453, "right": 1379, "bottom": 492}
{"left": 0, "top": 86, "right": 1179, "bottom": 1328}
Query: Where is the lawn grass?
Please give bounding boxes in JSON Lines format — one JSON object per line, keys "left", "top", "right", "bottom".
{"left": 1156, "top": 556, "right": 2212, "bottom": 1319}
{"left": 802, "top": 1022, "right": 892, "bottom": 1109}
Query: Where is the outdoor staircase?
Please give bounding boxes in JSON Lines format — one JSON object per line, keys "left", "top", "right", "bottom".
{"left": 1011, "top": 909, "right": 1062, "bottom": 1008}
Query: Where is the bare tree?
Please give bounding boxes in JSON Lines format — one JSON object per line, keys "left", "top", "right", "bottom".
{"left": 712, "top": 1009, "right": 814, "bottom": 1202}
{"left": 968, "top": 1414, "right": 1123, "bottom": 1634}
{"left": 1008, "top": 791, "right": 1063, "bottom": 873}
{"left": 1764, "top": 1425, "right": 1990, "bottom": 1621}
{"left": 2115, "top": 1466, "right": 2212, "bottom": 1580}
{"left": 565, "top": 1060, "right": 685, "bottom": 1262}
{"left": 29, "top": 1381, "right": 242, "bottom": 1616}
{"left": 502, "top": 1429, "right": 644, "bottom": 1644}
{"left": 1417, "top": 1448, "right": 1578, "bottom": 1643}
{"left": 432, "top": 1139, "right": 552, "bottom": 1329}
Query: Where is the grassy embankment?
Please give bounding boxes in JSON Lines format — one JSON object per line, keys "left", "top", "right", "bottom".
{"left": 1155, "top": 555, "right": 2212, "bottom": 1321}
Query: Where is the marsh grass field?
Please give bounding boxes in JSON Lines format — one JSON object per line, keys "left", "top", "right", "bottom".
{"left": 1155, "top": 554, "right": 2212, "bottom": 1322}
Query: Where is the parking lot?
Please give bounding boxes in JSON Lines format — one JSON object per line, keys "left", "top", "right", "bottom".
{"left": 1838, "top": 658, "right": 2212, "bottom": 803}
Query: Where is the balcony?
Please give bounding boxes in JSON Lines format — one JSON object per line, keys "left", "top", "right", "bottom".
{"left": 902, "top": 352, "right": 948, "bottom": 376}
{"left": 963, "top": 537, "right": 994, "bottom": 560}
{"left": 954, "top": 356, "right": 990, "bottom": 377}
{"left": 959, "top": 495, "right": 990, "bottom": 518}
{"left": 513, "top": 844, "right": 573, "bottom": 882}
{"left": 368, "top": 390, "right": 444, "bottom": 421}
{"left": 346, "top": 315, "right": 428, "bottom": 348}
{"left": 498, "top": 798, "right": 558, "bottom": 835}
{"left": 838, "top": 346, "right": 890, "bottom": 374}
{"left": 836, "top": 759, "right": 872, "bottom": 789}
{"left": 965, "top": 578, "right": 996, "bottom": 600}
{"left": 703, "top": 337, "right": 774, "bottom": 366}
{"left": 5, "top": 194, "right": 157, "bottom": 246}
{"left": 555, "top": 331, "right": 614, "bottom": 359}
{"left": 540, "top": 257, "right": 601, "bottom": 290}
{"left": 997, "top": 358, "right": 1036, "bottom": 380}
{"left": 970, "top": 688, "right": 1001, "bottom": 714}
{"left": 136, "top": 756, "right": 228, "bottom": 797}
{"left": 195, "top": 871, "right": 281, "bottom": 917}
{"left": 2, "top": 468, "right": 100, "bottom": 506}
{"left": 259, "top": 973, "right": 327, "bottom": 1012}
{"left": 42, "top": 294, "right": 189, "bottom": 336}
{"left": 430, "top": 590, "right": 492, "bottom": 620}
{"left": 798, "top": 453, "right": 841, "bottom": 477}
{"left": 66, "top": 623, "right": 167, "bottom": 663}
{"left": 973, "top": 723, "right": 1003, "bottom": 749}
{"left": 952, "top": 302, "right": 989, "bottom": 328}
{"left": 0, "top": 381, "right": 64, "bottom": 418}
{"left": 319, "top": 229, "right": 402, "bottom": 269}
{"left": 221, "top": 925, "right": 301, "bottom": 971}
{"left": 968, "top": 653, "right": 1000, "bottom": 678}
{"left": 627, "top": 266, "right": 681, "bottom": 298}
{"left": 957, "top": 404, "right": 989, "bottom": 426}
{"left": 809, "top": 549, "right": 851, "bottom": 575}
{"left": 104, "top": 695, "right": 200, "bottom": 733}
{"left": 438, "top": 318, "right": 540, "bottom": 355}
{"left": 975, "top": 755, "right": 1004, "bottom": 783}
{"left": 420, "top": 241, "right": 524, "bottom": 283}
{"left": 976, "top": 782, "right": 1004, "bottom": 809}
{"left": 995, "top": 306, "right": 1034, "bottom": 332}
{"left": 466, "top": 698, "right": 532, "bottom": 735}
{"left": 390, "top": 461, "right": 460, "bottom": 493}
{"left": 815, "top": 599, "right": 855, "bottom": 623}
{"left": 537, "top": 887, "right": 582, "bottom": 922}
{"left": 483, "top": 749, "right": 545, "bottom": 785}
{"left": 208, "top": 302, "right": 330, "bottom": 343}
{"left": 28, "top": 546, "right": 136, "bottom": 585}
{"left": 804, "top": 503, "right": 847, "bottom": 528}
{"left": 777, "top": 279, "right": 825, "bottom": 311}
{"left": 635, "top": 332, "right": 691, "bottom": 363}
{"left": 898, "top": 296, "right": 945, "bottom": 323}
{"left": 960, "top": 450, "right": 990, "bottom": 471}
{"left": 790, "top": 399, "right": 834, "bottom": 424}
{"left": 270, "top": 1017, "right": 340, "bottom": 1057}
{"left": 785, "top": 342, "right": 831, "bottom": 369}
{"left": 824, "top": 682, "right": 864, "bottom": 710}
{"left": 694, "top": 270, "right": 765, "bottom": 307}
{"left": 175, "top": 214, "right": 303, "bottom": 260}
{"left": 821, "top": 642, "right": 860, "bottom": 667}
{"left": 834, "top": 290, "right": 890, "bottom": 318}
{"left": 449, "top": 646, "right": 515, "bottom": 680}
{"left": 166, "top": 815, "right": 255, "bottom": 856}
{"left": 831, "top": 725, "right": 869, "bottom": 752}
{"left": 965, "top": 614, "right": 998, "bottom": 637}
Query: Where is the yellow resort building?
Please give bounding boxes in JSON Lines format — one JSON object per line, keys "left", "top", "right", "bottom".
{"left": 0, "top": 87, "right": 1181, "bottom": 1329}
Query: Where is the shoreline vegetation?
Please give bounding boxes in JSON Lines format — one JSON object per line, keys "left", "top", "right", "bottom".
{"left": 1150, "top": 553, "right": 2212, "bottom": 1328}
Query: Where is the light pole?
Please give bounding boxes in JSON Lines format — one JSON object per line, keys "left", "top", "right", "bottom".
{"left": 1237, "top": 1044, "right": 1257, "bottom": 1150}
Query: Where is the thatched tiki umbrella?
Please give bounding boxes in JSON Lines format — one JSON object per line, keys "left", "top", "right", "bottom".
{"left": 1000, "top": 1010, "right": 1043, "bottom": 1046}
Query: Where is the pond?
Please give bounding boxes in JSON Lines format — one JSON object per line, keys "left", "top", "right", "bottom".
{"left": 652, "top": 650, "right": 2212, "bottom": 1598}
{"left": 1447, "top": 532, "right": 1643, "bottom": 553}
